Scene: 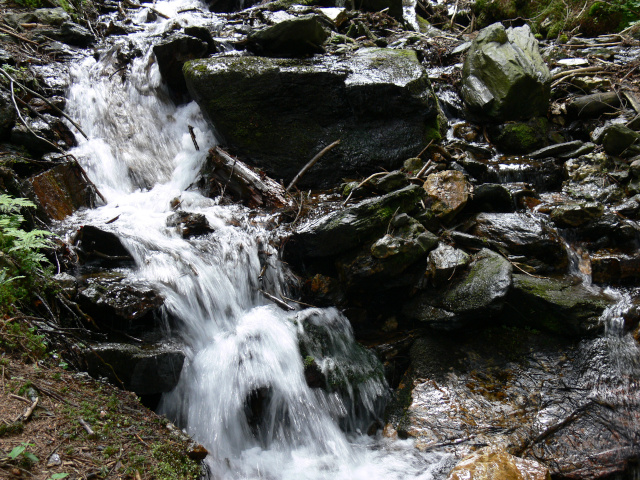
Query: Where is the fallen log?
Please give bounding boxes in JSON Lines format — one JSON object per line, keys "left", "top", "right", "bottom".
{"left": 200, "top": 147, "right": 291, "bottom": 209}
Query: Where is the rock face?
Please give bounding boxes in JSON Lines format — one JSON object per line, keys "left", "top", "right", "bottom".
{"left": 184, "top": 49, "right": 441, "bottom": 188}
{"left": 27, "top": 163, "right": 98, "bottom": 221}
{"left": 286, "top": 185, "right": 422, "bottom": 259}
{"left": 246, "top": 15, "right": 330, "bottom": 57}
{"left": 386, "top": 329, "right": 640, "bottom": 480}
{"left": 84, "top": 342, "right": 184, "bottom": 395}
{"left": 447, "top": 447, "right": 551, "bottom": 480}
{"left": 402, "top": 248, "right": 512, "bottom": 329}
{"left": 461, "top": 23, "right": 551, "bottom": 121}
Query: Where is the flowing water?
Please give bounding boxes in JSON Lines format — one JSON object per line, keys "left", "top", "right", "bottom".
{"left": 59, "top": 1, "right": 455, "bottom": 477}
{"left": 56, "top": 1, "right": 640, "bottom": 478}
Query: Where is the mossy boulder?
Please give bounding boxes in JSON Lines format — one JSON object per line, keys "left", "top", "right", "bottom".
{"left": 286, "top": 185, "right": 423, "bottom": 259}
{"left": 504, "top": 274, "right": 614, "bottom": 335}
{"left": 488, "top": 118, "right": 549, "bottom": 154}
{"left": 461, "top": 23, "right": 551, "bottom": 121}
{"left": 183, "top": 49, "right": 441, "bottom": 188}
{"left": 246, "top": 14, "right": 330, "bottom": 57}
{"left": 601, "top": 124, "right": 640, "bottom": 156}
{"left": 402, "top": 248, "right": 512, "bottom": 329}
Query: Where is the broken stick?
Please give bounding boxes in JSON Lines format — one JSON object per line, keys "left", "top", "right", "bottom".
{"left": 286, "top": 139, "right": 340, "bottom": 192}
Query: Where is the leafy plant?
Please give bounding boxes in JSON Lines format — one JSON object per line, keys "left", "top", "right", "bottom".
{"left": 8, "top": 442, "right": 39, "bottom": 468}
{"left": 0, "top": 194, "right": 54, "bottom": 315}
{"left": 48, "top": 473, "right": 70, "bottom": 479}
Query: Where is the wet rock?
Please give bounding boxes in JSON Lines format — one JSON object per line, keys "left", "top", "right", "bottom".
{"left": 505, "top": 274, "right": 612, "bottom": 335}
{"left": 472, "top": 213, "right": 568, "bottom": 272}
{"left": 591, "top": 252, "right": 640, "bottom": 284}
{"left": 566, "top": 91, "right": 621, "bottom": 118}
{"left": 246, "top": 15, "right": 330, "bottom": 57}
{"left": 425, "top": 243, "right": 471, "bottom": 286}
{"left": 550, "top": 201, "right": 604, "bottom": 228}
{"left": 336, "top": 216, "right": 438, "bottom": 289}
{"left": 153, "top": 34, "right": 209, "bottom": 97}
{"left": 386, "top": 330, "right": 640, "bottom": 479}
{"left": 0, "top": 91, "right": 16, "bottom": 140}
{"left": 205, "top": 0, "right": 261, "bottom": 13}
{"left": 286, "top": 185, "right": 422, "bottom": 259}
{"left": 573, "top": 214, "right": 639, "bottom": 250}
{"left": 27, "top": 163, "right": 98, "bottom": 221}
{"left": 84, "top": 342, "right": 184, "bottom": 395}
{"left": 73, "top": 225, "right": 135, "bottom": 267}
{"left": 77, "top": 272, "right": 164, "bottom": 330}
{"left": 166, "top": 211, "right": 213, "bottom": 238}
{"left": 368, "top": 171, "right": 410, "bottom": 193}
{"left": 630, "top": 158, "right": 640, "bottom": 178}
{"left": 403, "top": 249, "right": 512, "bottom": 330}
{"left": 423, "top": 170, "right": 471, "bottom": 222}
{"left": 469, "top": 183, "right": 515, "bottom": 213}
{"left": 529, "top": 140, "right": 596, "bottom": 160}
{"left": 52, "top": 22, "right": 96, "bottom": 48}
{"left": 10, "top": 114, "right": 77, "bottom": 156}
{"left": 184, "top": 49, "right": 441, "bottom": 188}
{"left": 461, "top": 23, "right": 551, "bottom": 121}
{"left": 33, "top": 7, "right": 71, "bottom": 25}
{"left": 601, "top": 124, "right": 640, "bottom": 156}
{"left": 488, "top": 118, "right": 548, "bottom": 155}
{"left": 447, "top": 446, "right": 551, "bottom": 480}
{"left": 614, "top": 194, "right": 640, "bottom": 219}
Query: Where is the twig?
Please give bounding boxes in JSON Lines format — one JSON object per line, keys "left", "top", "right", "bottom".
{"left": 9, "top": 393, "right": 31, "bottom": 404}
{"left": 280, "top": 295, "right": 317, "bottom": 308}
{"left": 416, "top": 139, "right": 434, "bottom": 158}
{"left": 0, "top": 68, "right": 88, "bottom": 140}
{"left": 258, "top": 288, "right": 295, "bottom": 311}
{"left": 551, "top": 65, "right": 601, "bottom": 81}
{"left": 286, "top": 139, "right": 340, "bottom": 192}
{"left": 21, "top": 397, "right": 39, "bottom": 422}
{"left": 109, "top": 66, "right": 127, "bottom": 80}
{"left": 551, "top": 70, "right": 607, "bottom": 88}
{"left": 342, "top": 171, "right": 388, "bottom": 207}
{"left": 188, "top": 125, "right": 199, "bottom": 151}
{"left": 0, "top": 25, "right": 39, "bottom": 45}
{"left": 416, "top": 159, "right": 433, "bottom": 179}
{"left": 78, "top": 417, "right": 95, "bottom": 436}
{"left": 7, "top": 78, "right": 64, "bottom": 153}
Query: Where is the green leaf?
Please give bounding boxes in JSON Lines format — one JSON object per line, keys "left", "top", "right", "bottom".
{"left": 23, "top": 451, "right": 39, "bottom": 463}
{"left": 8, "top": 445, "right": 25, "bottom": 459}
{"left": 49, "top": 474, "right": 70, "bottom": 480}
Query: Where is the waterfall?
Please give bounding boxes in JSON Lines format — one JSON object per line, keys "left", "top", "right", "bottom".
{"left": 60, "top": 1, "right": 453, "bottom": 478}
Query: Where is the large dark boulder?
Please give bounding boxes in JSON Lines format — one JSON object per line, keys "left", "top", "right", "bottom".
{"left": 470, "top": 213, "right": 568, "bottom": 272}
{"left": 402, "top": 248, "right": 512, "bottom": 330}
{"left": 84, "top": 342, "right": 184, "bottom": 395}
{"left": 153, "top": 33, "right": 209, "bottom": 97}
{"left": 246, "top": 15, "right": 330, "bottom": 57}
{"left": 184, "top": 49, "right": 442, "bottom": 188}
{"left": 286, "top": 185, "right": 423, "bottom": 260}
{"left": 461, "top": 23, "right": 551, "bottom": 121}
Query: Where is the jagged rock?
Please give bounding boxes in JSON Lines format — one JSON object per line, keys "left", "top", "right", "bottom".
{"left": 529, "top": 140, "right": 596, "bottom": 160}
{"left": 184, "top": 49, "right": 441, "bottom": 188}
{"left": 630, "top": 158, "right": 640, "bottom": 178}
{"left": 550, "top": 202, "right": 604, "bottom": 228}
{"left": 425, "top": 244, "right": 471, "bottom": 286}
{"left": 447, "top": 447, "right": 551, "bottom": 480}
{"left": 246, "top": 15, "right": 330, "bottom": 57}
{"left": 488, "top": 118, "right": 548, "bottom": 154}
{"left": 368, "top": 171, "right": 410, "bottom": 193}
{"left": 505, "top": 274, "right": 613, "bottom": 335}
{"left": 27, "top": 163, "right": 98, "bottom": 221}
{"left": 461, "top": 23, "right": 551, "bottom": 121}
{"left": 72, "top": 225, "right": 135, "bottom": 267}
{"left": 591, "top": 252, "right": 640, "bottom": 284}
{"left": 385, "top": 330, "right": 640, "bottom": 479}
{"left": 166, "top": 211, "right": 213, "bottom": 238}
{"left": 84, "top": 342, "right": 184, "bottom": 395}
{"left": 402, "top": 249, "right": 512, "bottom": 329}
{"left": 336, "top": 215, "right": 438, "bottom": 289}
{"left": 51, "top": 22, "right": 96, "bottom": 47}
{"left": 601, "top": 124, "right": 640, "bottom": 156}
{"left": 470, "top": 213, "right": 568, "bottom": 272}
{"left": 423, "top": 170, "right": 471, "bottom": 222}
{"left": 0, "top": 91, "right": 16, "bottom": 140}
{"left": 469, "top": 183, "right": 515, "bottom": 213}
{"left": 153, "top": 34, "right": 209, "bottom": 97}
{"left": 77, "top": 272, "right": 164, "bottom": 330}
{"left": 286, "top": 185, "right": 422, "bottom": 259}
{"left": 567, "top": 91, "right": 621, "bottom": 118}
{"left": 10, "top": 114, "right": 77, "bottom": 155}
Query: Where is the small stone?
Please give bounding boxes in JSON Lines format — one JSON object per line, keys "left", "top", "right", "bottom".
{"left": 47, "top": 453, "right": 62, "bottom": 467}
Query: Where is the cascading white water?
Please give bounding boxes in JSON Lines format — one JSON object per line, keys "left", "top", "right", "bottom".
{"left": 60, "top": 1, "right": 454, "bottom": 478}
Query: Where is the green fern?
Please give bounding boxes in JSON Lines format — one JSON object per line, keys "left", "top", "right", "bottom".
{"left": 0, "top": 194, "right": 54, "bottom": 315}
